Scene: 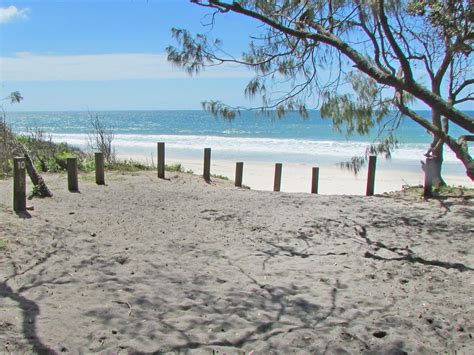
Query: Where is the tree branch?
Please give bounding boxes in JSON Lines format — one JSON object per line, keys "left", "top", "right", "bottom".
{"left": 189, "top": 1, "right": 474, "bottom": 132}
{"left": 396, "top": 93, "right": 473, "bottom": 180}
{"left": 377, "top": 0, "right": 414, "bottom": 83}
{"left": 452, "top": 78, "right": 474, "bottom": 98}
{"left": 453, "top": 95, "right": 474, "bottom": 105}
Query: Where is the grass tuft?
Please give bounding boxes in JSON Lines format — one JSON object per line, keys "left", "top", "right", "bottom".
{"left": 107, "top": 159, "right": 153, "bottom": 172}
{"left": 0, "top": 239, "right": 8, "bottom": 250}
{"left": 165, "top": 163, "right": 184, "bottom": 172}
{"left": 399, "top": 184, "right": 473, "bottom": 198}
{"left": 211, "top": 174, "right": 229, "bottom": 181}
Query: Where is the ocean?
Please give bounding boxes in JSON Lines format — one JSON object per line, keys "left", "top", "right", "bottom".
{"left": 5, "top": 110, "right": 472, "bottom": 175}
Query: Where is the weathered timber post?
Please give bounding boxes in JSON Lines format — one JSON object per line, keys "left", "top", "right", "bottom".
{"left": 274, "top": 163, "right": 282, "bottom": 192}
{"left": 235, "top": 162, "right": 243, "bottom": 187}
{"left": 311, "top": 167, "right": 319, "bottom": 194}
{"left": 95, "top": 152, "right": 105, "bottom": 185}
{"left": 203, "top": 148, "right": 211, "bottom": 182}
{"left": 13, "top": 157, "right": 26, "bottom": 213}
{"left": 157, "top": 142, "right": 165, "bottom": 179}
{"left": 366, "top": 155, "right": 377, "bottom": 196}
{"left": 67, "top": 157, "right": 79, "bottom": 192}
{"left": 423, "top": 157, "right": 434, "bottom": 198}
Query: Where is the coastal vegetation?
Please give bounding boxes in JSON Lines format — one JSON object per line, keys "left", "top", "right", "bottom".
{"left": 167, "top": 0, "right": 473, "bottom": 183}
{"left": 87, "top": 114, "right": 116, "bottom": 165}
{"left": 1, "top": 103, "right": 195, "bottom": 195}
{"left": 0, "top": 122, "right": 187, "bottom": 177}
{"left": 396, "top": 184, "right": 473, "bottom": 199}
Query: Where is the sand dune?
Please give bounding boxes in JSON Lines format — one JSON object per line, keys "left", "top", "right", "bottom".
{"left": 1, "top": 171, "right": 473, "bottom": 353}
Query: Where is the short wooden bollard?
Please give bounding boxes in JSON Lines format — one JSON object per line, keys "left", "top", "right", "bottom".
{"left": 13, "top": 157, "right": 26, "bottom": 213}
{"left": 157, "top": 142, "right": 165, "bottom": 179}
{"left": 67, "top": 157, "right": 79, "bottom": 192}
{"left": 274, "top": 163, "right": 282, "bottom": 192}
{"left": 423, "top": 157, "right": 434, "bottom": 198}
{"left": 235, "top": 162, "right": 243, "bottom": 187}
{"left": 311, "top": 167, "right": 319, "bottom": 194}
{"left": 366, "top": 155, "right": 377, "bottom": 196}
{"left": 95, "top": 152, "right": 105, "bottom": 185}
{"left": 203, "top": 148, "right": 211, "bottom": 182}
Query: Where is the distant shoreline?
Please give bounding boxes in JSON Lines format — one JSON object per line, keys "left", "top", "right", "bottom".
{"left": 5, "top": 109, "right": 472, "bottom": 191}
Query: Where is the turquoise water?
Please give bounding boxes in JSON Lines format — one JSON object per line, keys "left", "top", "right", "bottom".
{"left": 5, "top": 110, "right": 473, "bottom": 175}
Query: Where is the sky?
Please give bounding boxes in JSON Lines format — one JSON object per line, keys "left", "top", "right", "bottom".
{"left": 0, "top": 0, "right": 262, "bottom": 111}
{"left": 0, "top": 1, "right": 472, "bottom": 112}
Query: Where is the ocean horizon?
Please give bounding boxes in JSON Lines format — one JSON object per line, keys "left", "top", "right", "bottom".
{"left": 5, "top": 110, "right": 473, "bottom": 176}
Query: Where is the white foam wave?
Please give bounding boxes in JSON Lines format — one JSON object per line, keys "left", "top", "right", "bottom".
{"left": 47, "top": 133, "right": 461, "bottom": 162}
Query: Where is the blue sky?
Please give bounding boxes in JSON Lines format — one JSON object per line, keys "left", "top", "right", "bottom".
{"left": 1, "top": 0, "right": 261, "bottom": 111}
{"left": 1, "top": 1, "right": 471, "bottom": 112}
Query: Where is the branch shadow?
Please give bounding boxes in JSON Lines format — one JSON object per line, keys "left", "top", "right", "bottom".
{"left": 131, "top": 261, "right": 338, "bottom": 353}
{"left": 363, "top": 251, "right": 473, "bottom": 272}
{"left": 355, "top": 223, "right": 473, "bottom": 272}
{"left": 76, "top": 245, "right": 399, "bottom": 354}
{"left": 0, "top": 282, "right": 55, "bottom": 354}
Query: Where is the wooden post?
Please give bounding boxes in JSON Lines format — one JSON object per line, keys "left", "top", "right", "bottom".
{"left": 235, "top": 162, "right": 243, "bottom": 187}
{"left": 311, "top": 167, "right": 319, "bottom": 194}
{"left": 157, "top": 142, "right": 165, "bottom": 179}
{"left": 67, "top": 157, "right": 79, "bottom": 192}
{"left": 366, "top": 155, "right": 377, "bottom": 196}
{"left": 423, "top": 157, "right": 434, "bottom": 198}
{"left": 274, "top": 163, "right": 282, "bottom": 192}
{"left": 13, "top": 157, "right": 26, "bottom": 213}
{"left": 203, "top": 148, "right": 211, "bottom": 182}
{"left": 95, "top": 152, "right": 105, "bottom": 185}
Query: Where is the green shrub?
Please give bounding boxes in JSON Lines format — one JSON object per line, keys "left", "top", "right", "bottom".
{"left": 165, "top": 163, "right": 184, "bottom": 172}
{"left": 106, "top": 159, "right": 153, "bottom": 172}
{"left": 34, "top": 157, "right": 63, "bottom": 173}
{"left": 15, "top": 130, "right": 88, "bottom": 174}
{"left": 79, "top": 156, "right": 96, "bottom": 172}
{"left": 2, "top": 122, "right": 195, "bottom": 177}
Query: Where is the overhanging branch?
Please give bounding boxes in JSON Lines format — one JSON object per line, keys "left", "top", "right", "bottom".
{"left": 191, "top": 0, "right": 474, "bottom": 133}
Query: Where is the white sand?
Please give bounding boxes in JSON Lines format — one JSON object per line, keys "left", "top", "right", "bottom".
{"left": 1, "top": 170, "right": 473, "bottom": 353}
{"left": 130, "top": 154, "right": 472, "bottom": 195}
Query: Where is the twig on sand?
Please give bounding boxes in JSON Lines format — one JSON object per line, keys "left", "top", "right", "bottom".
{"left": 113, "top": 300, "right": 132, "bottom": 317}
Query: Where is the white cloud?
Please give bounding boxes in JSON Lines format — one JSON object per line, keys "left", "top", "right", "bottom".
{"left": 0, "top": 6, "right": 29, "bottom": 24}
{"left": 0, "top": 52, "right": 253, "bottom": 81}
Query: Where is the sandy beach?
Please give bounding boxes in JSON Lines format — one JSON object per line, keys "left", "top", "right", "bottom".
{"left": 1, "top": 170, "right": 473, "bottom": 353}
{"left": 120, "top": 153, "right": 473, "bottom": 195}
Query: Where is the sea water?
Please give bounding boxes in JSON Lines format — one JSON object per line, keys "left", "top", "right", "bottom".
{"left": 5, "top": 110, "right": 472, "bottom": 175}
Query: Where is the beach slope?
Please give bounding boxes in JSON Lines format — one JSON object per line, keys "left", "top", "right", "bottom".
{"left": 1, "top": 171, "right": 473, "bottom": 353}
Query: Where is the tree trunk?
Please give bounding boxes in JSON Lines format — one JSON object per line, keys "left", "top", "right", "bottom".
{"left": 431, "top": 148, "right": 446, "bottom": 188}
{"left": 397, "top": 102, "right": 473, "bottom": 180}
{"left": 23, "top": 153, "right": 53, "bottom": 198}
{"left": 430, "top": 82, "right": 447, "bottom": 187}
